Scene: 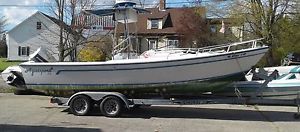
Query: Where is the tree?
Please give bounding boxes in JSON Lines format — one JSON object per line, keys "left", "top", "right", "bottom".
{"left": 46, "top": 0, "right": 97, "bottom": 62}
{"left": 0, "top": 34, "right": 6, "bottom": 58}
{"left": 181, "top": 0, "right": 242, "bottom": 47}
{"left": 228, "top": 0, "right": 299, "bottom": 66}
{"left": 78, "top": 36, "right": 113, "bottom": 61}
{"left": 272, "top": 13, "right": 300, "bottom": 64}
{"left": 176, "top": 8, "right": 212, "bottom": 48}
{"left": 0, "top": 16, "right": 7, "bottom": 57}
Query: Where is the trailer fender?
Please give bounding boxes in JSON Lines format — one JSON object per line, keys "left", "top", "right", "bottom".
{"left": 67, "top": 92, "right": 130, "bottom": 109}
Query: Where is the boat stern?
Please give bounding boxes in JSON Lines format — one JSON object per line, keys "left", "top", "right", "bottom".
{"left": 1, "top": 66, "right": 26, "bottom": 89}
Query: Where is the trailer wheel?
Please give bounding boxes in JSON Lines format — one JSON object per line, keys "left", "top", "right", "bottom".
{"left": 100, "top": 96, "right": 123, "bottom": 117}
{"left": 69, "top": 95, "right": 91, "bottom": 116}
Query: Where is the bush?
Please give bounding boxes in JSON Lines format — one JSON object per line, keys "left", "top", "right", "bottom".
{"left": 78, "top": 46, "right": 106, "bottom": 62}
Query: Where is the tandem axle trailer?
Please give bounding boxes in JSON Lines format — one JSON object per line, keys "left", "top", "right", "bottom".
{"left": 50, "top": 91, "right": 300, "bottom": 119}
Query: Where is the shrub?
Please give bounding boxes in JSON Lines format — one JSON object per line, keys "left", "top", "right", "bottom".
{"left": 78, "top": 46, "right": 106, "bottom": 62}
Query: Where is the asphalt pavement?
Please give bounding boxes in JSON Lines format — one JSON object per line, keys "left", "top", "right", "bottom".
{"left": 0, "top": 93, "right": 300, "bottom": 132}
{"left": 0, "top": 75, "right": 300, "bottom": 132}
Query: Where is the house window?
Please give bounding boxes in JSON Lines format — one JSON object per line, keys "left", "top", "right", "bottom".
{"left": 148, "top": 39, "right": 157, "bottom": 50}
{"left": 37, "top": 22, "right": 42, "bottom": 30}
{"left": 151, "top": 19, "right": 159, "bottom": 29}
{"left": 18, "top": 46, "right": 30, "bottom": 56}
{"left": 167, "top": 39, "right": 179, "bottom": 48}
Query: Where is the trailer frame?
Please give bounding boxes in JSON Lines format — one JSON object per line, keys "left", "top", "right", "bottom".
{"left": 50, "top": 91, "right": 300, "bottom": 118}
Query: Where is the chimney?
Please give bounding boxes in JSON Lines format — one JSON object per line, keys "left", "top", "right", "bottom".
{"left": 159, "top": 0, "right": 166, "bottom": 11}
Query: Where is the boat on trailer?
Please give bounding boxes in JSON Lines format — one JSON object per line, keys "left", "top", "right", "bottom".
{"left": 1, "top": 0, "right": 268, "bottom": 95}
{"left": 2, "top": 39, "right": 268, "bottom": 94}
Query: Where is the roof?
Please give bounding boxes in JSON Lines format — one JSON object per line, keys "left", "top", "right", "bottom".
{"left": 7, "top": 11, "right": 41, "bottom": 34}
{"left": 7, "top": 11, "right": 75, "bottom": 35}
{"left": 41, "top": 12, "right": 76, "bottom": 35}
{"left": 117, "top": 7, "right": 206, "bottom": 36}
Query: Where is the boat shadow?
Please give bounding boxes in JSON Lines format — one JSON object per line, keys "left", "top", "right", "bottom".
{"left": 62, "top": 105, "right": 299, "bottom": 122}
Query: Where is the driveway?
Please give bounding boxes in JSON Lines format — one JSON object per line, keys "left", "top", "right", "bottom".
{"left": 0, "top": 93, "right": 299, "bottom": 132}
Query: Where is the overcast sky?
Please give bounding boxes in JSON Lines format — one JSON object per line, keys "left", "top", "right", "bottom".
{"left": 0, "top": 0, "right": 194, "bottom": 31}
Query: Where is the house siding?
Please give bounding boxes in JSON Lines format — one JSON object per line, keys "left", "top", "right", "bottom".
{"left": 140, "top": 38, "right": 148, "bottom": 52}
{"left": 116, "top": 7, "right": 206, "bottom": 54}
{"left": 7, "top": 12, "right": 69, "bottom": 61}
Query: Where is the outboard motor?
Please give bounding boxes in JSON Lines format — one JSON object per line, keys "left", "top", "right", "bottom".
{"left": 1, "top": 66, "right": 26, "bottom": 89}
{"left": 1, "top": 47, "right": 56, "bottom": 89}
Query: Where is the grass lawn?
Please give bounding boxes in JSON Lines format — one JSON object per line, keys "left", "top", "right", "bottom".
{"left": 0, "top": 58, "right": 21, "bottom": 71}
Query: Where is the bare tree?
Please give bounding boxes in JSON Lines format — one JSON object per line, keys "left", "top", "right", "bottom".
{"left": 176, "top": 8, "right": 212, "bottom": 48}
{"left": 57, "top": 0, "right": 66, "bottom": 62}
{"left": 45, "top": 0, "right": 97, "bottom": 62}
{"left": 192, "top": 0, "right": 298, "bottom": 65}
{"left": 69, "top": 0, "right": 104, "bottom": 61}
{"left": 227, "top": 0, "right": 298, "bottom": 65}
{"left": 178, "top": 1, "right": 238, "bottom": 47}
{"left": 42, "top": 0, "right": 160, "bottom": 62}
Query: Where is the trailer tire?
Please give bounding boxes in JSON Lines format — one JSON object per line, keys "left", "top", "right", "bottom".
{"left": 100, "top": 96, "right": 123, "bottom": 117}
{"left": 69, "top": 95, "right": 91, "bottom": 116}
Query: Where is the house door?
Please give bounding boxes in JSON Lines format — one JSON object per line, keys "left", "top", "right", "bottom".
{"left": 148, "top": 39, "right": 157, "bottom": 50}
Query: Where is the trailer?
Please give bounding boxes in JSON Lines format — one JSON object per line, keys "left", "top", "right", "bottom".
{"left": 50, "top": 91, "right": 300, "bottom": 119}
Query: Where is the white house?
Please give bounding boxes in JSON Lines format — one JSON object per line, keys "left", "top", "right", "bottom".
{"left": 6, "top": 11, "right": 73, "bottom": 61}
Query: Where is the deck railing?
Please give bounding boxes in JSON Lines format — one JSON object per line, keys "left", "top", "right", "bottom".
{"left": 157, "top": 38, "right": 265, "bottom": 54}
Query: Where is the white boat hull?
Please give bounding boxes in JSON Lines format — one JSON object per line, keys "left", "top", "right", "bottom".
{"left": 19, "top": 47, "right": 268, "bottom": 90}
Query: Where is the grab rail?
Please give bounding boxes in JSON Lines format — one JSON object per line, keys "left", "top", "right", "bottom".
{"left": 157, "top": 38, "right": 265, "bottom": 54}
